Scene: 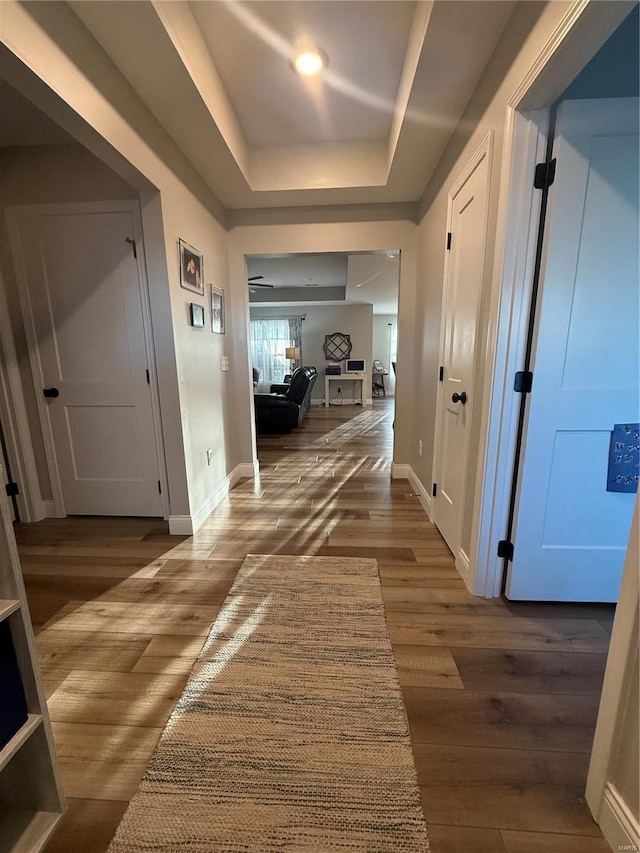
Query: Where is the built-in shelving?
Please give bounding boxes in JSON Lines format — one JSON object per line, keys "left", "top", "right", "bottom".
{"left": 0, "top": 714, "right": 43, "bottom": 774}
{"left": 0, "top": 464, "right": 65, "bottom": 851}
{"left": 0, "top": 809, "right": 60, "bottom": 853}
{"left": 0, "top": 598, "right": 20, "bottom": 622}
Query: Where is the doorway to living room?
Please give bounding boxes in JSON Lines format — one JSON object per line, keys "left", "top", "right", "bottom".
{"left": 247, "top": 251, "right": 399, "bottom": 416}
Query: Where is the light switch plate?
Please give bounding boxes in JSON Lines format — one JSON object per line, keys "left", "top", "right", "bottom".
{"left": 220, "top": 356, "right": 229, "bottom": 372}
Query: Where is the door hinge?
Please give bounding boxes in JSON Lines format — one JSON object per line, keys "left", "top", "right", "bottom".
{"left": 534, "top": 158, "right": 556, "bottom": 190}
{"left": 146, "top": 368, "right": 150, "bottom": 384}
{"left": 5, "top": 482, "right": 19, "bottom": 498}
{"left": 514, "top": 370, "right": 533, "bottom": 393}
{"left": 446, "top": 232, "right": 452, "bottom": 251}
{"left": 439, "top": 365, "right": 444, "bottom": 382}
{"left": 157, "top": 480, "right": 162, "bottom": 494}
{"left": 432, "top": 483, "right": 438, "bottom": 497}
{"left": 125, "top": 237, "right": 137, "bottom": 259}
{"left": 497, "top": 539, "right": 514, "bottom": 561}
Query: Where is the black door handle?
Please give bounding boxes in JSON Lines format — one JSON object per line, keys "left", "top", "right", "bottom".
{"left": 43, "top": 388, "right": 59, "bottom": 398}
{"left": 452, "top": 391, "right": 467, "bottom": 405}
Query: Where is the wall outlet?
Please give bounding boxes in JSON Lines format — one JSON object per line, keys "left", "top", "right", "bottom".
{"left": 206, "top": 448, "right": 213, "bottom": 466}
{"left": 220, "top": 356, "right": 229, "bottom": 372}
{"left": 418, "top": 439, "right": 423, "bottom": 457}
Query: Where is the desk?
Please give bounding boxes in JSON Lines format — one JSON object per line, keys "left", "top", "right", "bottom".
{"left": 324, "top": 373, "right": 367, "bottom": 407}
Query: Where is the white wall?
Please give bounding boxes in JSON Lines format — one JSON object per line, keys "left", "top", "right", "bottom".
{"left": 251, "top": 303, "right": 374, "bottom": 402}
{"left": 228, "top": 220, "right": 417, "bottom": 467}
{"left": 1, "top": 2, "right": 245, "bottom": 528}
{"left": 372, "top": 315, "right": 397, "bottom": 396}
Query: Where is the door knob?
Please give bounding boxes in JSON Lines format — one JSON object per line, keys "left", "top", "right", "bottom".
{"left": 451, "top": 391, "right": 467, "bottom": 405}
{"left": 42, "top": 388, "right": 59, "bottom": 398}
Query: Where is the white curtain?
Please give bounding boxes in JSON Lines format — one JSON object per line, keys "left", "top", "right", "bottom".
{"left": 250, "top": 319, "right": 291, "bottom": 392}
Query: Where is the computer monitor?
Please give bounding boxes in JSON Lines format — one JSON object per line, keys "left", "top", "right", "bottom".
{"left": 345, "top": 359, "right": 366, "bottom": 374}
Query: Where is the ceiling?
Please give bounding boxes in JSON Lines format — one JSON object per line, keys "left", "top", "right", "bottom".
{"left": 247, "top": 252, "right": 399, "bottom": 314}
{"left": 65, "top": 0, "right": 516, "bottom": 211}
{"left": 191, "top": 2, "right": 416, "bottom": 148}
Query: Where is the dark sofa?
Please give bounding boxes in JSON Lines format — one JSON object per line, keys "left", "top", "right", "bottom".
{"left": 254, "top": 366, "right": 317, "bottom": 434}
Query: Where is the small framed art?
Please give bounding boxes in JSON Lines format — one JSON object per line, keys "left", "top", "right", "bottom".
{"left": 189, "top": 302, "right": 205, "bottom": 328}
{"left": 179, "top": 239, "right": 204, "bottom": 295}
{"left": 211, "top": 285, "right": 225, "bottom": 334}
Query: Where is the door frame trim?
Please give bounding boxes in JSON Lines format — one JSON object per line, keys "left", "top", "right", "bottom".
{"left": 0, "top": 265, "right": 45, "bottom": 521}
{"left": 468, "top": 0, "right": 636, "bottom": 598}
{"left": 4, "top": 199, "right": 169, "bottom": 519}
{"left": 431, "top": 129, "right": 493, "bottom": 588}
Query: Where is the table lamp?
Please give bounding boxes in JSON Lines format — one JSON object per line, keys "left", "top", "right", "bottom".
{"left": 285, "top": 346, "right": 300, "bottom": 372}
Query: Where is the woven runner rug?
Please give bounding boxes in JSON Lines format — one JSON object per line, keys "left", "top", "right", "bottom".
{"left": 108, "top": 554, "right": 429, "bottom": 852}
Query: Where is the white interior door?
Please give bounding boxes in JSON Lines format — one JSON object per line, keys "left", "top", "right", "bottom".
{"left": 433, "top": 140, "right": 491, "bottom": 561}
{"left": 15, "top": 205, "right": 163, "bottom": 517}
{"left": 507, "top": 98, "right": 639, "bottom": 601}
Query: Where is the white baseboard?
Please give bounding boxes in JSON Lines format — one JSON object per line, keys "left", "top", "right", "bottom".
{"left": 167, "top": 514, "right": 194, "bottom": 535}
{"left": 599, "top": 783, "right": 640, "bottom": 853}
{"left": 456, "top": 548, "right": 473, "bottom": 591}
{"left": 391, "top": 463, "right": 432, "bottom": 520}
{"left": 237, "top": 461, "right": 259, "bottom": 478}
{"left": 391, "top": 463, "right": 411, "bottom": 479}
{"left": 41, "top": 499, "right": 61, "bottom": 519}
{"left": 169, "top": 462, "right": 256, "bottom": 535}
{"left": 324, "top": 399, "right": 371, "bottom": 407}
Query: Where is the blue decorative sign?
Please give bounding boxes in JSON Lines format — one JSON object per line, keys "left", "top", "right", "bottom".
{"left": 607, "top": 423, "right": 640, "bottom": 493}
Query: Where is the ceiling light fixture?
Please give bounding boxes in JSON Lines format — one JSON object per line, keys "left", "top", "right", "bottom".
{"left": 293, "top": 49, "right": 326, "bottom": 76}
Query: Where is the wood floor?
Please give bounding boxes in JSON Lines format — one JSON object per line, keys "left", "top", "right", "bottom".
{"left": 17, "top": 400, "right": 614, "bottom": 853}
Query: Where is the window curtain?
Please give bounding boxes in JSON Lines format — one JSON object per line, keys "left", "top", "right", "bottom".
{"left": 250, "top": 319, "right": 291, "bottom": 392}
{"left": 288, "top": 318, "right": 303, "bottom": 369}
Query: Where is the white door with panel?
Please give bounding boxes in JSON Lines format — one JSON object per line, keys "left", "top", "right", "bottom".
{"left": 13, "top": 205, "right": 163, "bottom": 517}
{"left": 433, "top": 140, "right": 491, "bottom": 561}
{"left": 507, "top": 98, "right": 639, "bottom": 601}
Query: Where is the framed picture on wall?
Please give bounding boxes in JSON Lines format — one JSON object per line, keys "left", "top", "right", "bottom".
{"left": 211, "top": 284, "right": 225, "bottom": 334}
{"left": 189, "top": 302, "right": 205, "bottom": 328}
{"left": 178, "top": 239, "right": 204, "bottom": 295}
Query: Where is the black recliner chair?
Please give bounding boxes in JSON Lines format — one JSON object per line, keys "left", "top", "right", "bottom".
{"left": 254, "top": 367, "right": 317, "bottom": 434}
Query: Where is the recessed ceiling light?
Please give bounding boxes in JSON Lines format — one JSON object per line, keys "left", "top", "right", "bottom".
{"left": 293, "top": 49, "right": 326, "bottom": 76}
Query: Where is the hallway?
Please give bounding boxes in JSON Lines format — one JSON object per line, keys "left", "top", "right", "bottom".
{"left": 18, "top": 400, "right": 613, "bottom": 852}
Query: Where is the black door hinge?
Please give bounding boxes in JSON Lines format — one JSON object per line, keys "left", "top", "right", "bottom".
{"left": 514, "top": 370, "right": 533, "bottom": 393}
{"left": 446, "top": 232, "right": 452, "bottom": 251}
{"left": 125, "top": 237, "right": 137, "bottom": 259}
{"left": 439, "top": 365, "right": 444, "bottom": 382}
{"left": 146, "top": 369, "right": 150, "bottom": 384}
{"left": 5, "top": 482, "right": 19, "bottom": 497}
{"left": 497, "top": 539, "right": 514, "bottom": 561}
{"left": 432, "top": 483, "right": 438, "bottom": 497}
{"left": 534, "top": 158, "right": 556, "bottom": 190}
{"left": 157, "top": 480, "right": 162, "bottom": 494}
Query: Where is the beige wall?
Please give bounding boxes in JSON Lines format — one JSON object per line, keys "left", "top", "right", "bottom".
{"left": 0, "top": 144, "right": 138, "bottom": 503}
{"left": 0, "top": 2, "right": 242, "bottom": 523}
{"left": 251, "top": 303, "right": 374, "bottom": 401}
{"left": 410, "top": 1, "right": 574, "bottom": 554}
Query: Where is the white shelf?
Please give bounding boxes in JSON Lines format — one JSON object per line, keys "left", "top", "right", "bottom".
{"left": 0, "top": 714, "right": 43, "bottom": 774}
{"left": 0, "top": 477, "right": 66, "bottom": 845}
{"left": 0, "top": 809, "right": 62, "bottom": 853}
{"left": 0, "top": 599, "right": 20, "bottom": 623}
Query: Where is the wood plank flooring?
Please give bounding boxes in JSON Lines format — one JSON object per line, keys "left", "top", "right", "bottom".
{"left": 16, "top": 400, "right": 614, "bottom": 852}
